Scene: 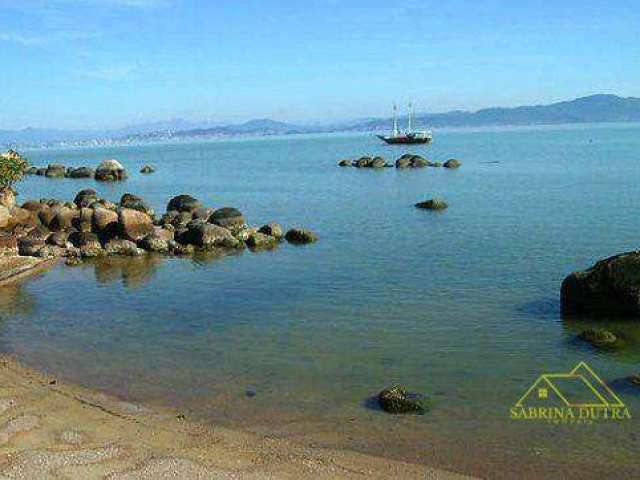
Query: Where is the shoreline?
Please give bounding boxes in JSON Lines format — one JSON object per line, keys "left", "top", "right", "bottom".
{"left": 0, "top": 353, "right": 474, "bottom": 479}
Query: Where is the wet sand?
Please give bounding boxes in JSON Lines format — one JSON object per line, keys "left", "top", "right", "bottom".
{"left": 0, "top": 352, "right": 474, "bottom": 479}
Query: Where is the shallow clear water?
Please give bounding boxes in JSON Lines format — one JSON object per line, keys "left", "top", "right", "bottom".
{"left": 2, "top": 125, "right": 640, "bottom": 478}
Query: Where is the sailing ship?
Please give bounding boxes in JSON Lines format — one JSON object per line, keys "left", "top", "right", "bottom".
{"left": 377, "top": 103, "right": 433, "bottom": 144}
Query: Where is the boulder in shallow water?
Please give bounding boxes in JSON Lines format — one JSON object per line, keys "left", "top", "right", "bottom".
{"left": 95, "top": 159, "right": 127, "bottom": 181}
{"left": 166, "top": 195, "right": 202, "bottom": 213}
{"left": 258, "top": 223, "right": 284, "bottom": 240}
{"left": 45, "top": 164, "right": 66, "bottom": 178}
{"left": 415, "top": 198, "right": 448, "bottom": 210}
{"left": 443, "top": 159, "right": 461, "bottom": 168}
{"left": 209, "top": 207, "right": 245, "bottom": 231}
{"left": 577, "top": 328, "right": 620, "bottom": 349}
{"left": 338, "top": 159, "right": 352, "bottom": 167}
{"left": 67, "top": 166, "right": 94, "bottom": 178}
{"left": 246, "top": 232, "right": 278, "bottom": 249}
{"left": 354, "top": 156, "right": 372, "bottom": 168}
{"left": 117, "top": 208, "right": 154, "bottom": 242}
{"left": 561, "top": 251, "right": 640, "bottom": 317}
{"left": 370, "top": 157, "right": 387, "bottom": 168}
{"left": 140, "top": 165, "right": 155, "bottom": 174}
{"left": 120, "top": 193, "right": 155, "bottom": 217}
{"left": 105, "top": 239, "right": 144, "bottom": 256}
{"left": 378, "top": 385, "right": 425, "bottom": 414}
{"left": 285, "top": 228, "right": 317, "bottom": 244}
{"left": 181, "top": 220, "right": 239, "bottom": 249}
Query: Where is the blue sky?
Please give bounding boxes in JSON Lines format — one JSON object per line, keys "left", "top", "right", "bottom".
{"left": 0, "top": 0, "right": 638, "bottom": 130}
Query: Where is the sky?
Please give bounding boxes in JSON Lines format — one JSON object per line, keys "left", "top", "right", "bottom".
{"left": 0, "top": 0, "right": 638, "bottom": 130}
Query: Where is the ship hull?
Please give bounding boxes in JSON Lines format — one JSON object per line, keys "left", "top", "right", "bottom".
{"left": 377, "top": 135, "right": 432, "bottom": 145}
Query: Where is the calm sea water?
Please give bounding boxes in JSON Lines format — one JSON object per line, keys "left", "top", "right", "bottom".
{"left": 2, "top": 124, "right": 640, "bottom": 478}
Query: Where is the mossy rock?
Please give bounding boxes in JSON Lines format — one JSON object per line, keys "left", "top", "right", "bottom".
{"left": 378, "top": 385, "right": 426, "bottom": 414}
{"left": 577, "top": 328, "right": 621, "bottom": 349}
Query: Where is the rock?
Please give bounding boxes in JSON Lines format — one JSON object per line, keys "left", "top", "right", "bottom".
{"left": 443, "top": 159, "right": 461, "bottom": 168}
{"left": 561, "top": 252, "right": 640, "bottom": 317}
{"left": 95, "top": 159, "right": 127, "bottom": 181}
{"left": 75, "top": 207, "right": 94, "bottom": 232}
{"left": 378, "top": 385, "right": 425, "bottom": 414}
{"left": 395, "top": 157, "right": 411, "bottom": 169}
{"left": 74, "top": 189, "right": 98, "bottom": 209}
{"left": 166, "top": 195, "right": 202, "bottom": 213}
{"left": 45, "top": 164, "right": 66, "bottom": 178}
{"left": 67, "top": 166, "right": 94, "bottom": 178}
{"left": 160, "top": 210, "right": 180, "bottom": 226}
{"left": 9, "top": 207, "right": 35, "bottom": 226}
{"left": 21, "top": 201, "right": 46, "bottom": 213}
{"left": 26, "top": 225, "right": 51, "bottom": 241}
{"left": 68, "top": 231, "right": 100, "bottom": 248}
{"left": 92, "top": 207, "right": 119, "bottom": 234}
{"left": 104, "top": 239, "right": 144, "bottom": 256}
{"left": 18, "top": 237, "right": 45, "bottom": 256}
{"left": 209, "top": 207, "right": 245, "bottom": 231}
{"left": 36, "top": 245, "right": 66, "bottom": 258}
{"left": 0, "top": 188, "right": 16, "bottom": 210}
{"left": 415, "top": 198, "right": 448, "bottom": 210}
{"left": 246, "top": 232, "right": 277, "bottom": 249}
{"left": 577, "top": 328, "right": 620, "bottom": 349}
{"left": 47, "top": 231, "right": 70, "bottom": 248}
{"left": 181, "top": 220, "right": 239, "bottom": 249}
{"left": 0, "top": 206, "right": 10, "bottom": 229}
{"left": 338, "top": 159, "right": 352, "bottom": 167}
{"left": 234, "top": 227, "right": 257, "bottom": 242}
{"left": 65, "top": 257, "right": 83, "bottom": 266}
{"left": 140, "top": 165, "right": 155, "bottom": 174}
{"left": 171, "top": 243, "right": 195, "bottom": 256}
{"left": 410, "top": 156, "right": 428, "bottom": 168}
{"left": 285, "top": 228, "right": 317, "bottom": 244}
{"left": 192, "top": 207, "right": 214, "bottom": 221}
{"left": 49, "top": 206, "right": 78, "bottom": 231}
{"left": 35, "top": 167, "right": 47, "bottom": 176}
{"left": 432, "top": 162, "right": 442, "bottom": 167}
{"left": 370, "top": 157, "right": 387, "bottom": 168}
{"left": 120, "top": 193, "right": 155, "bottom": 217}
{"left": 118, "top": 208, "right": 154, "bottom": 242}
{"left": 258, "top": 223, "right": 284, "bottom": 240}
{"left": 354, "top": 156, "right": 372, "bottom": 168}
{"left": 25, "top": 167, "right": 38, "bottom": 175}
{"left": 138, "top": 229, "right": 172, "bottom": 253}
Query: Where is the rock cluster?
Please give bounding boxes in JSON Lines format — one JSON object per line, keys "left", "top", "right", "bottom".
{"left": 26, "top": 159, "right": 128, "bottom": 181}
{"left": 0, "top": 190, "right": 317, "bottom": 261}
{"left": 339, "top": 154, "right": 461, "bottom": 169}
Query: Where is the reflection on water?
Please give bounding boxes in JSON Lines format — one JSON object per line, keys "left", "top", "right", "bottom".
{"left": 90, "top": 255, "right": 165, "bottom": 288}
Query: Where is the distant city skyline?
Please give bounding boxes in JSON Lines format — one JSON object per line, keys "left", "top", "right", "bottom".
{"left": 1, "top": 0, "right": 638, "bottom": 130}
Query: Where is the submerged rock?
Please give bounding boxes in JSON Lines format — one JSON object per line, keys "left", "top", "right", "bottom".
{"left": 415, "top": 198, "right": 448, "bottom": 210}
{"left": 338, "top": 159, "right": 352, "bottom": 167}
{"left": 577, "top": 328, "right": 620, "bottom": 349}
{"left": 378, "top": 385, "right": 425, "bottom": 414}
{"left": 95, "top": 159, "right": 127, "bottom": 181}
{"left": 561, "top": 251, "right": 640, "bottom": 317}
{"left": 67, "top": 166, "right": 94, "bottom": 178}
{"left": 140, "top": 165, "right": 155, "bottom": 174}
{"left": 285, "top": 228, "right": 317, "bottom": 244}
{"left": 45, "top": 164, "right": 66, "bottom": 178}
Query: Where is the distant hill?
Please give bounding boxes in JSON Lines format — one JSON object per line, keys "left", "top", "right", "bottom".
{"left": 356, "top": 94, "right": 640, "bottom": 130}
{"left": 1, "top": 94, "right": 639, "bottom": 147}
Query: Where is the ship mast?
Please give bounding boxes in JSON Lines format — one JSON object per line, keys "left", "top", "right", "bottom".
{"left": 408, "top": 102, "right": 413, "bottom": 132}
{"left": 392, "top": 103, "right": 398, "bottom": 136}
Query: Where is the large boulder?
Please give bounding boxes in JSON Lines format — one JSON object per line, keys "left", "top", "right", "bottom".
{"left": 561, "top": 252, "right": 640, "bottom": 317}
{"left": 92, "top": 207, "right": 119, "bottom": 234}
{"left": 21, "top": 200, "right": 47, "bottom": 213}
{"left": 45, "top": 164, "right": 66, "bottom": 178}
{"left": 138, "top": 227, "right": 173, "bottom": 253}
{"left": 284, "top": 228, "right": 317, "bottom": 244}
{"left": 48, "top": 206, "right": 78, "bottom": 231}
{"left": 209, "top": 207, "right": 245, "bottom": 230}
{"left": 74, "top": 189, "right": 98, "bottom": 208}
{"left": 47, "top": 231, "right": 70, "bottom": 248}
{"left": 378, "top": 385, "right": 425, "bottom": 414}
{"left": 68, "top": 231, "right": 103, "bottom": 257}
{"left": 180, "top": 220, "right": 239, "bottom": 249}
{"left": 120, "top": 193, "right": 155, "bottom": 217}
{"left": 166, "top": 195, "right": 202, "bottom": 213}
{"left": 117, "top": 208, "right": 154, "bottom": 241}
{"left": 246, "top": 232, "right": 277, "bottom": 249}
{"left": 95, "top": 159, "right": 127, "bottom": 181}
{"left": 67, "top": 166, "right": 94, "bottom": 178}
{"left": 18, "top": 237, "right": 45, "bottom": 256}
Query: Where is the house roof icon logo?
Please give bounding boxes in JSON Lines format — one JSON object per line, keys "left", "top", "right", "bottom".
{"left": 515, "top": 361, "right": 625, "bottom": 409}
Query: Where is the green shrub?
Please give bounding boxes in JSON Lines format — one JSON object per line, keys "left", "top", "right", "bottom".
{"left": 0, "top": 150, "right": 29, "bottom": 190}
